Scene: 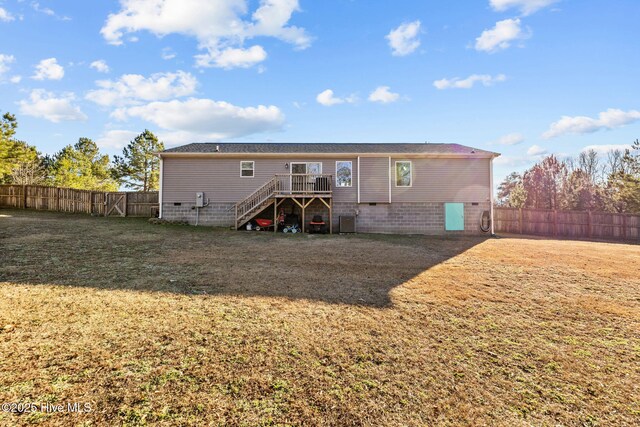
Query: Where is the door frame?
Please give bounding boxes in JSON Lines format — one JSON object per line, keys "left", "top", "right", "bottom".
{"left": 289, "top": 162, "right": 323, "bottom": 193}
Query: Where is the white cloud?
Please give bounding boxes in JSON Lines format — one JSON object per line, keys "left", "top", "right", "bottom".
{"left": 368, "top": 86, "right": 400, "bottom": 104}
{"left": 0, "top": 7, "right": 15, "bottom": 22}
{"left": 195, "top": 45, "right": 267, "bottom": 69}
{"left": 32, "top": 58, "right": 64, "bottom": 80}
{"left": 494, "top": 155, "right": 534, "bottom": 167}
{"left": 0, "top": 54, "right": 15, "bottom": 76}
{"left": 543, "top": 109, "right": 640, "bottom": 139}
{"left": 527, "top": 144, "right": 547, "bottom": 156}
{"left": 112, "top": 98, "right": 285, "bottom": 141}
{"left": 581, "top": 144, "right": 633, "bottom": 155}
{"left": 96, "top": 130, "right": 139, "bottom": 149}
{"left": 494, "top": 133, "right": 525, "bottom": 145}
{"left": 90, "top": 60, "right": 110, "bottom": 73}
{"left": 18, "top": 89, "right": 87, "bottom": 123}
{"left": 316, "top": 89, "right": 356, "bottom": 107}
{"left": 9, "top": 75, "right": 22, "bottom": 83}
{"left": 490, "top": 0, "right": 558, "bottom": 16}
{"left": 475, "top": 18, "right": 526, "bottom": 53}
{"left": 31, "top": 2, "right": 71, "bottom": 20}
{"left": 386, "top": 20, "right": 421, "bottom": 56}
{"left": 434, "top": 73, "right": 506, "bottom": 89}
{"left": 101, "top": 0, "right": 310, "bottom": 69}
{"left": 86, "top": 71, "right": 198, "bottom": 107}
{"left": 161, "top": 47, "right": 176, "bottom": 60}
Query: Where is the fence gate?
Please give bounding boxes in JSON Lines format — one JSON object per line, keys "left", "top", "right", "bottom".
{"left": 105, "top": 192, "right": 126, "bottom": 217}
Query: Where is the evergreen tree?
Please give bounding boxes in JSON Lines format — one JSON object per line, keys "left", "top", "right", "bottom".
{"left": 50, "top": 138, "right": 118, "bottom": 191}
{"left": 0, "top": 113, "right": 38, "bottom": 183}
{"left": 112, "top": 130, "right": 164, "bottom": 191}
{"left": 607, "top": 140, "right": 640, "bottom": 213}
{"left": 497, "top": 172, "right": 524, "bottom": 206}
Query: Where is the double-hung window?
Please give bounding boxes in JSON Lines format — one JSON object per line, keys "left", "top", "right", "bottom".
{"left": 240, "top": 161, "right": 254, "bottom": 178}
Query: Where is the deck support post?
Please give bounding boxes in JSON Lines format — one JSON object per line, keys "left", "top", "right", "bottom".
{"left": 329, "top": 197, "right": 333, "bottom": 235}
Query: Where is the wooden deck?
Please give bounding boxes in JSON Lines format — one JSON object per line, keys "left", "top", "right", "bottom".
{"left": 235, "top": 174, "right": 333, "bottom": 233}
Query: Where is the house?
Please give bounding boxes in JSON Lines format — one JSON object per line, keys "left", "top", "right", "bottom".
{"left": 157, "top": 143, "right": 500, "bottom": 234}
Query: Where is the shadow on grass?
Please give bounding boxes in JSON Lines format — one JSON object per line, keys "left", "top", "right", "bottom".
{"left": 0, "top": 209, "right": 487, "bottom": 307}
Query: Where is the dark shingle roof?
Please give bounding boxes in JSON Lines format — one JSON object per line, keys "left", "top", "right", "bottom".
{"left": 162, "top": 142, "right": 497, "bottom": 156}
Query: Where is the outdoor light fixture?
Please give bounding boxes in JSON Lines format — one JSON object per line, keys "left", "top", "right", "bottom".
{"left": 285, "top": 163, "right": 289, "bottom": 169}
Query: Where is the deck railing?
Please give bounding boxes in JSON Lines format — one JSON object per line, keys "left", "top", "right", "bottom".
{"left": 234, "top": 174, "right": 333, "bottom": 229}
{"left": 236, "top": 177, "right": 278, "bottom": 221}
{"left": 274, "top": 174, "right": 333, "bottom": 195}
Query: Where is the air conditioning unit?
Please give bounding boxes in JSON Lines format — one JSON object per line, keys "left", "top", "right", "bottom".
{"left": 340, "top": 215, "right": 356, "bottom": 233}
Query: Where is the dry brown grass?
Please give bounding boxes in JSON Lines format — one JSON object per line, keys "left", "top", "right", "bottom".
{"left": 0, "top": 209, "right": 639, "bottom": 426}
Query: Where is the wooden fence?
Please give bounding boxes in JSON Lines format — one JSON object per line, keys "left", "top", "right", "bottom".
{"left": 0, "top": 185, "right": 159, "bottom": 217}
{"left": 494, "top": 207, "right": 640, "bottom": 241}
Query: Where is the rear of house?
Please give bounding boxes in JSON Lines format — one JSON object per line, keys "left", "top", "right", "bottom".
{"left": 158, "top": 143, "right": 499, "bottom": 234}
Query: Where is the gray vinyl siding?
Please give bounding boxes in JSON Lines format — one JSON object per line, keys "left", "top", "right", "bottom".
{"left": 391, "top": 158, "right": 490, "bottom": 202}
{"left": 359, "top": 157, "right": 390, "bottom": 203}
{"left": 162, "top": 157, "right": 357, "bottom": 204}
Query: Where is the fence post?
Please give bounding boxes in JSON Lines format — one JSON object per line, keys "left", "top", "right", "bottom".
{"left": 587, "top": 211, "right": 592, "bottom": 238}
{"left": 124, "top": 193, "right": 128, "bottom": 217}
{"left": 553, "top": 210, "right": 558, "bottom": 237}
{"left": 22, "top": 185, "right": 27, "bottom": 209}
{"left": 622, "top": 214, "right": 627, "bottom": 240}
{"left": 518, "top": 208, "right": 523, "bottom": 234}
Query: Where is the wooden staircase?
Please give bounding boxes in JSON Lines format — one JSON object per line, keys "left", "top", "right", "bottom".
{"left": 234, "top": 177, "right": 277, "bottom": 230}
{"left": 234, "top": 174, "right": 334, "bottom": 231}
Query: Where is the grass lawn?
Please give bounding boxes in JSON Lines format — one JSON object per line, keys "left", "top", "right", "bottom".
{"left": 1, "top": 209, "right": 639, "bottom": 426}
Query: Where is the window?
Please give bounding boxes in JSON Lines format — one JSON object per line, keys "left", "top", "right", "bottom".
{"left": 336, "top": 161, "right": 352, "bottom": 187}
{"left": 240, "top": 161, "right": 254, "bottom": 177}
{"left": 395, "top": 161, "right": 412, "bottom": 187}
{"left": 291, "top": 162, "right": 322, "bottom": 175}
{"left": 307, "top": 162, "right": 322, "bottom": 175}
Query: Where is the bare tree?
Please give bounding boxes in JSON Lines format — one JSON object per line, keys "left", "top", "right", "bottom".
{"left": 604, "top": 149, "right": 626, "bottom": 176}
{"left": 10, "top": 160, "right": 46, "bottom": 185}
{"left": 577, "top": 149, "right": 600, "bottom": 183}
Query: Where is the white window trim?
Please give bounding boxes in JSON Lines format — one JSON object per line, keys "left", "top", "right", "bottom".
{"left": 395, "top": 160, "right": 412, "bottom": 187}
{"left": 307, "top": 161, "right": 322, "bottom": 174}
{"left": 240, "top": 160, "right": 255, "bottom": 178}
{"left": 335, "top": 160, "right": 353, "bottom": 187}
{"left": 290, "top": 162, "right": 323, "bottom": 174}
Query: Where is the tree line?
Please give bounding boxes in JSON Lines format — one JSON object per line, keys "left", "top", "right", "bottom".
{"left": 0, "top": 112, "right": 164, "bottom": 192}
{"left": 498, "top": 140, "right": 640, "bottom": 213}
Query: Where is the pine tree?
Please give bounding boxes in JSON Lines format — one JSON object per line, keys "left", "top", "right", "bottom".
{"left": 51, "top": 138, "right": 118, "bottom": 191}
{"left": 0, "top": 113, "right": 38, "bottom": 183}
{"left": 113, "top": 130, "right": 164, "bottom": 191}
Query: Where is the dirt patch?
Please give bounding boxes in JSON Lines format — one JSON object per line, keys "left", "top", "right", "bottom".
{"left": 0, "top": 209, "right": 639, "bottom": 426}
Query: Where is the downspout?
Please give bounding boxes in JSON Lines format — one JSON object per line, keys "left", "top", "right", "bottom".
{"left": 490, "top": 156, "right": 495, "bottom": 236}
{"left": 388, "top": 157, "right": 392, "bottom": 203}
{"left": 158, "top": 155, "right": 164, "bottom": 219}
{"left": 357, "top": 157, "right": 361, "bottom": 204}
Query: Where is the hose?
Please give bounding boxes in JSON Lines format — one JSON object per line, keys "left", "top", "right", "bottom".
{"left": 480, "top": 211, "right": 491, "bottom": 233}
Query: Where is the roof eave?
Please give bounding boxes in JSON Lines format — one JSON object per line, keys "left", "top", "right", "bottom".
{"left": 157, "top": 151, "right": 498, "bottom": 159}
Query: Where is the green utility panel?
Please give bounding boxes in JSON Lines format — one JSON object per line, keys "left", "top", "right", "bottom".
{"left": 445, "top": 203, "right": 465, "bottom": 231}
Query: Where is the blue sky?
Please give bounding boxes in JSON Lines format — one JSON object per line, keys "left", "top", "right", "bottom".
{"left": 0, "top": 0, "right": 639, "bottom": 184}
